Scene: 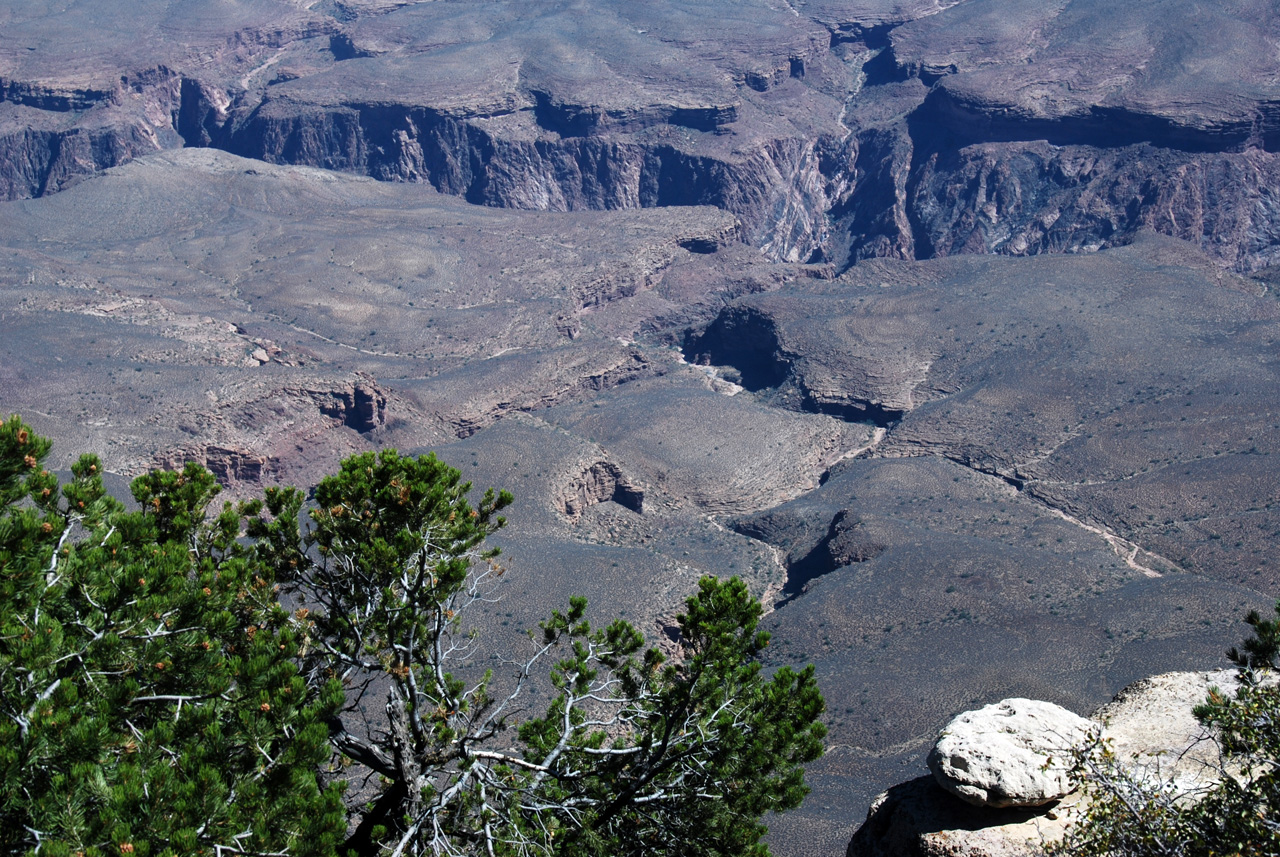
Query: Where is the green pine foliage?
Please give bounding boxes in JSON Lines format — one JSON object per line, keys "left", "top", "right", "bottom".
{"left": 516, "top": 576, "right": 827, "bottom": 857}
{"left": 0, "top": 418, "right": 827, "bottom": 857}
{"left": 0, "top": 416, "right": 345, "bottom": 857}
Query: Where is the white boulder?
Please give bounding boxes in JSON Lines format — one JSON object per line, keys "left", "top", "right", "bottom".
{"left": 849, "top": 672, "right": 1241, "bottom": 857}
{"left": 927, "top": 698, "right": 1097, "bottom": 808}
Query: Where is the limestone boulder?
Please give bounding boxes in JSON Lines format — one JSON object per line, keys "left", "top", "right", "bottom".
{"left": 927, "top": 698, "right": 1097, "bottom": 808}
{"left": 1096, "top": 669, "right": 1240, "bottom": 794}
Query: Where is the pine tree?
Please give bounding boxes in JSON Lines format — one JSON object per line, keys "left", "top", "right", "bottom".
{"left": 1, "top": 421, "right": 827, "bottom": 857}
{"left": 0, "top": 416, "right": 345, "bottom": 857}
{"left": 278, "top": 449, "right": 826, "bottom": 857}
{"left": 515, "top": 576, "right": 827, "bottom": 857}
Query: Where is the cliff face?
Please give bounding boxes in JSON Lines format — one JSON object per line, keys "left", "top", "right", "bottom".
{"left": 221, "top": 100, "right": 840, "bottom": 262}
{"left": 905, "top": 138, "right": 1280, "bottom": 272}
{"left": 6, "top": 108, "right": 1280, "bottom": 857}
{"left": 4, "top": 0, "right": 1280, "bottom": 270}
{"left": 0, "top": 70, "right": 183, "bottom": 199}
{"left": 0, "top": 2, "right": 332, "bottom": 198}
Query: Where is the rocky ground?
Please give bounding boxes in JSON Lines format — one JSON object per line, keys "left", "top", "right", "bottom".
{"left": 3, "top": 2, "right": 1280, "bottom": 855}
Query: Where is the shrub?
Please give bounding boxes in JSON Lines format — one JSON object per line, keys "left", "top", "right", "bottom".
{"left": 1053, "top": 604, "right": 1280, "bottom": 857}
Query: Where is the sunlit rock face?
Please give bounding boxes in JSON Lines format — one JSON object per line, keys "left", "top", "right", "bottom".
{"left": 927, "top": 699, "right": 1096, "bottom": 809}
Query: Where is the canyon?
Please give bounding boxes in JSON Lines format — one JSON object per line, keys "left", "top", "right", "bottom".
{"left": 3, "top": 1, "right": 1280, "bottom": 854}
{"left": 5, "top": 1, "right": 1280, "bottom": 271}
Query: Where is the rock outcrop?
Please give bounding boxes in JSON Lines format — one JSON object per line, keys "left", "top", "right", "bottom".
{"left": 927, "top": 699, "right": 1097, "bottom": 809}
{"left": 556, "top": 460, "right": 645, "bottom": 521}
{"left": 697, "top": 237, "right": 1280, "bottom": 588}
{"left": 848, "top": 670, "right": 1239, "bottom": 857}
{"left": 162, "top": 445, "right": 275, "bottom": 487}
{"left": 848, "top": 776, "right": 1074, "bottom": 857}
{"left": 315, "top": 378, "right": 388, "bottom": 434}
{"left": 6, "top": 7, "right": 1280, "bottom": 856}
{"left": 1094, "top": 669, "right": 1243, "bottom": 795}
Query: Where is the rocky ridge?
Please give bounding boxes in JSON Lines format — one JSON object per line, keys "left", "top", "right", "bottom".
{"left": 5, "top": 1, "right": 1280, "bottom": 269}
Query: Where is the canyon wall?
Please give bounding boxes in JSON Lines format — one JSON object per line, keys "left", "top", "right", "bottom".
{"left": 4, "top": 0, "right": 1280, "bottom": 270}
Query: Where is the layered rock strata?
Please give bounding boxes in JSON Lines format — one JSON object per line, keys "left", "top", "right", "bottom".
{"left": 5, "top": 1, "right": 1280, "bottom": 269}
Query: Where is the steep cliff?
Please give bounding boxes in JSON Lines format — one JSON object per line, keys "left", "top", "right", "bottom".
{"left": 5, "top": 0, "right": 1280, "bottom": 270}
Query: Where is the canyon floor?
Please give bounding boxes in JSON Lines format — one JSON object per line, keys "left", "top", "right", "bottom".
{"left": 3, "top": 2, "right": 1280, "bottom": 855}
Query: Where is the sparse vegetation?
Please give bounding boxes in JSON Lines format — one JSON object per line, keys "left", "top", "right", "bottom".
{"left": 1053, "top": 604, "right": 1280, "bottom": 857}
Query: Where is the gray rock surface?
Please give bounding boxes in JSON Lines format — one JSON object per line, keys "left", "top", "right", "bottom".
{"left": 894, "top": 0, "right": 1280, "bottom": 140}
{"left": 698, "top": 235, "right": 1280, "bottom": 589}
{"left": 927, "top": 699, "right": 1096, "bottom": 808}
{"left": 1096, "top": 669, "right": 1242, "bottom": 794}
{"left": 847, "top": 775, "right": 1075, "bottom": 857}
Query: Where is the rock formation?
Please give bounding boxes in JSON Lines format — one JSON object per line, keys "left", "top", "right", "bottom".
{"left": 315, "top": 378, "right": 387, "bottom": 434}
{"left": 556, "top": 460, "right": 645, "bottom": 520}
{"left": 4, "top": 1, "right": 1280, "bottom": 270}
{"left": 927, "top": 699, "right": 1097, "bottom": 809}
{"left": 1094, "top": 669, "right": 1245, "bottom": 796}
{"left": 848, "top": 776, "right": 1073, "bottom": 857}
{"left": 847, "top": 670, "right": 1239, "bottom": 857}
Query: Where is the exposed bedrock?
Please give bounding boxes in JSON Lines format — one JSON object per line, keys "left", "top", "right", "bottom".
{"left": 826, "top": 123, "right": 920, "bottom": 266}
{"left": 738, "top": 508, "right": 889, "bottom": 604}
{"left": 846, "top": 670, "right": 1243, "bottom": 857}
{"left": 555, "top": 460, "right": 645, "bottom": 521}
{"left": 700, "top": 236, "right": 1280, "bottom": 589}
{"left": 0, "top": 70, "right": 233, "bottom": 199}
{"left": 684, "top": 302, "right": 910, "bottom": 426}
{"left": 0, "top": 121, "right": 161, "bottom": 200}
{"left": 683, "top": 307, "right": 790, "bottom": 392}
{"left": 541, "top": 372, "right": 875, "bottom": 516}
{"left": 164, "top": 87, "right": 1280, "bottom": 272}
{"left": 160, "top": 445, "right": 275, "bottom": 487}
{"left": 210, "top": 94, "right": 1280, "bottom": 272}
{"left": 6, "top": 0, "right": 1280, "bottom": 268}
{"left": 221, "top": 98, "right": 845, "bottom": 263}
{"left": 17, "top": 81, "right": 1280, "bottom": 272}
{"left": 915, "top": 83, "right": 1280, "bottom": 156}
{"left": 904, "top": 137, "right": 1280, "bottom": 272}
{"left": 316, "top": 379, "right": 388, "bottom": 434}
